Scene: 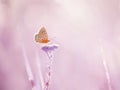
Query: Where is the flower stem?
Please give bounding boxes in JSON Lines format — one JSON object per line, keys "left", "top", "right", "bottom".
{"left": 44, "top": 58, "right": 53, "bottom": 90}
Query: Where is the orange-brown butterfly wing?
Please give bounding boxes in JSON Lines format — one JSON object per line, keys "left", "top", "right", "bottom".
{"left": 35, "top": 34, "right": 39, "bottom": 42}
{"left": 35, "top": 27, "right": 50, "bottom": 43}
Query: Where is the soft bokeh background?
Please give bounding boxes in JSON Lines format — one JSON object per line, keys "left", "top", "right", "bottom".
{"left": 0, "top": 0, "right": 120, "bottom": 90}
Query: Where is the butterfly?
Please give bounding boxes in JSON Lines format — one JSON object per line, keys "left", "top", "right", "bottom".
{"left": 35, "top": 27, "right": 50, "bottom": 43}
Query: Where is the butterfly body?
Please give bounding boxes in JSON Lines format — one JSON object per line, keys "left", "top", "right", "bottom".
{"left": 35, "top": 27, "right": 50, "bottom": 43}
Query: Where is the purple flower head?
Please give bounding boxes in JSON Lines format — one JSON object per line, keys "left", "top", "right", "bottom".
{"left": 41, "top": 44, "right": 59, "bottom": 59}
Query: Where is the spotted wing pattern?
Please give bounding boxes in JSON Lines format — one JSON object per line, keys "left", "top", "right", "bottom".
{"left": 35, "top": 27, "right": 50, "bottom": 43}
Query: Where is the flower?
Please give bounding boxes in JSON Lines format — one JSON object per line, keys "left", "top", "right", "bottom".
{"left": 41, "top": 43, "right": 59, "bottom": 59}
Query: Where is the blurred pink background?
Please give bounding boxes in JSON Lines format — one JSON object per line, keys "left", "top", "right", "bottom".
{"left": 0, "top": 0, "right": 120, "bottom": 90}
